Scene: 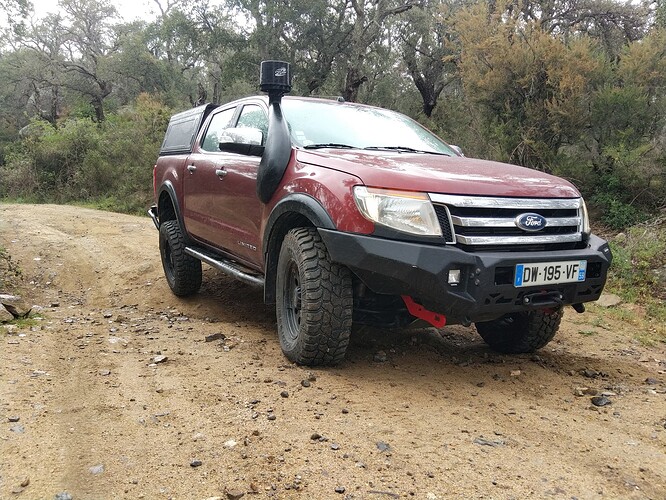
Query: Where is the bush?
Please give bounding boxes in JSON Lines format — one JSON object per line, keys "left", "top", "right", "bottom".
{"left": 608, "top": 217, "right": 666, "bottom": 302}
{"left": 591, "top": 192, "right": 644, "bottom": 230}
{"left": 0, "top": 94, "right": 170, "bottom": 214}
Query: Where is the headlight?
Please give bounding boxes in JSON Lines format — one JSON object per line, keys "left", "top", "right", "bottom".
{"left": 580, "top": 198, "right": 591, "bottom": 236}
{"left": 353, "top": 186, "right": 442, "bottom": 236}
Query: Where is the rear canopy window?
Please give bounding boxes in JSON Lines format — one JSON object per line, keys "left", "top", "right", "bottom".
{"left": 160, "top": 104, "right": 216, "bottom": 155}
{"left": 161, "top": 118, "right": 197, "bottom": 153}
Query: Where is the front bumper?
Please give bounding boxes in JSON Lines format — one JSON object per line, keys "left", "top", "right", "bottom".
{"left": 318, "top": 229, "right": 612, "bottom": 324}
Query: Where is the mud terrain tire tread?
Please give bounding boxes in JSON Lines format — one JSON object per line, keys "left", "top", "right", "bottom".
{"left": 276, "top": 228, "right": 353, "bottom": 366}
{"left": 475, "top": 308, "right": 563, "bottom": 354}
{"left": 159, "top": 220, "right": 202, "bottom": 297}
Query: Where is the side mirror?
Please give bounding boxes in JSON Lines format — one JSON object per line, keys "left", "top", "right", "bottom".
{"left": 450, "top": 145, "right": 464, "bottom": 157}
{"left": 219, "top": 127, "right": 265, "bottom": 156}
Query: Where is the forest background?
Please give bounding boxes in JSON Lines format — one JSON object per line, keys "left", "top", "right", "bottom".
{"left": 0, "top": 0, "right": 665, "bottom": 319}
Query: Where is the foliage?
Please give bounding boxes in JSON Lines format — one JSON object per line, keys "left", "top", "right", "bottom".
{"left": 0, "top": 94, "right": 169, "bottom": 213}
{"left": 607, "top": 218, "right": 666, "bottom": 302}
{"left": 453, "top": 3, "right": 607, "bottom": 170}
{"left": 603, "top": 216, "right": 666, "bottom": 340}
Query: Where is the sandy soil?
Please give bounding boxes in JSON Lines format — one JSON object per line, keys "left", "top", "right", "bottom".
{"left": 1, "top": 203, "right": 665, "bottom": 500}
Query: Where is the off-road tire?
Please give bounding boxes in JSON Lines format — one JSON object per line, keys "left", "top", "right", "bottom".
{"left": 276, "top": 228, "right": 353, "bottom": 366}
{"left": 475, "top": 308, "right": 564, "bottom": 354}
{"left": 159, "top": 220, "right": 202, "bottom": 297}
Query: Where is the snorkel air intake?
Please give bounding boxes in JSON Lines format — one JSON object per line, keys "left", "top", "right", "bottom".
{"left": 256, "top": 61, "right": 293, "bottom": 203}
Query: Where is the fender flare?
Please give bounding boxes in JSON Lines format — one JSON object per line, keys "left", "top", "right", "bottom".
{"left": 262, "top": 194, "right": 337, "bottom": 303}
{"left": 157, "top": 181, "right": 187, "bottom": 232}
{"left": 263, "top": 193, "right": 336, "bottom": 255}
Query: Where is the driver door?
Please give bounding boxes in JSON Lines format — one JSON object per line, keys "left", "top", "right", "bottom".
{"left": 183, "top": 102, "right": 267, "bottom": 268}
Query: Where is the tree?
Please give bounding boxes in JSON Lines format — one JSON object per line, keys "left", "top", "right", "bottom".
{"left": 7, "top": 14, "right": 68, "bottom": 125}
{"left": 582, "top": 27, "right": 666, "bottom": 221}
{"left": 397, "top": 0, "right": 463, "bottom": 117}
{"left": 452, "top": 1, "right": 605, "bottom": 169}
{"left": 59, "top": 0, "right": 120, "bottom": 122}
{"left": 657, "top": 0, "right": 666, "bottom": 28}
{"left": 226, "top": 0, "right": 352, "bottom": 96}
{"left": 342, "top": 0, "right": 418, "bottom": 102}
{"left": 495, "top": 0, "right": 649, "bottom": 56}
{"left": 1, "top": 0, "right": 31, "bottom": 32}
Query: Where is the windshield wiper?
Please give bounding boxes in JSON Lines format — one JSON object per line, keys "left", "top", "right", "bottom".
{"left": 364, "top": 146, "right": 451, "bottom": 156}
{"left": 304, "top": 143, "right": 355, "bottom": 150}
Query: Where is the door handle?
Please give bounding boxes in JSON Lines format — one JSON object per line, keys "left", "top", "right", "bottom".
{"left": 187, "top": 164, "right": 197, "bottom": 173}
{"left": 215, "top": 169, "right": 227, "bottom": 178}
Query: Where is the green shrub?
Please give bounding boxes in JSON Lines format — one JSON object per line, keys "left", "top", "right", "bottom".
{"left": 607, "top": 219, "right": 666, "bottom": 302}
{"left": 591, "top": 193, "right": 644, "bottom": 230}
{"left": 0, "top": 94, "right": 170, "bottom": 214}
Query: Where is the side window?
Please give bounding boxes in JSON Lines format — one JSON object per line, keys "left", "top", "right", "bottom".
{"left": 201, "top": 108, "right": 236, "bottom": 152}
{"left": 237, "top": 105, "right": 268, "bottom": 145}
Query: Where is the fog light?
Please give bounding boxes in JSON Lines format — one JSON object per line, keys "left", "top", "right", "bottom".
{"left": 448, "top": 269, "right": 461, "bottom": 285}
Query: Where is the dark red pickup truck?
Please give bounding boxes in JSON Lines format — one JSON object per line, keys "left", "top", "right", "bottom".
{"left": 150, "top": 61, "right": 611, "bottom": 366}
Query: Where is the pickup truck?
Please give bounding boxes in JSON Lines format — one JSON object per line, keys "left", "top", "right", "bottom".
{"left": 149, "top": 61, "right": 612, "bottom": 366}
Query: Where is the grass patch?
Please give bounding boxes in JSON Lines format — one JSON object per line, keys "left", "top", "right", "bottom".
{"left": 607, "top": 220, "right": 666, "bottom": 298}
{"left": 590, "top": 316, "right": 611, "bottom": 330}
{"left": 71, "top": 196, "right": 151, "bottom": 216}
{"left": 1, "top": 314, "right": 44, "bottom": 335}
{"left": 591, "top": 303, "right": 666, "bottom": 345}
{"left": 603, "top": 216, "right": 666, "bottom": 344}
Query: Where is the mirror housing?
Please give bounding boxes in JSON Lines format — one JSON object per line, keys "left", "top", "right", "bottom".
{"left": 450, "top": 145, "right": 465, "bottom": 157}
{"left": 219, "top": 127, "right": 265, "bottom": 157}
{"left": 221, "top": 127, "right": 263, "bottom": 145}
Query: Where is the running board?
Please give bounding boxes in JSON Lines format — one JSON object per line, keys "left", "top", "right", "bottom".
{"left": 185, "top": 247, "right": 264, "bottom": 288}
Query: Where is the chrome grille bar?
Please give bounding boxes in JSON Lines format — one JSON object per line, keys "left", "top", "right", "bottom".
{"left": 430, "top": 193, "right": 584, "bottom": 247}
{"left": 450, "top": 216, "right": 581, "bottom": 228}
{"left": 456, "top": 234, "right": 582, "bottom": 246}
{"left": 429, "top": 194, "right": 581, "bottom": 210}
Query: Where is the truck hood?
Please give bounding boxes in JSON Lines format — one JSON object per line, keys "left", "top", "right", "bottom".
{"left": 295, "top": 149, "right": 580, "bottom": 198}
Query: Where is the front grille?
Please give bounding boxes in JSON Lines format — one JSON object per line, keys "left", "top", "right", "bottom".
{"left": 430, "top": 194, "right": 585, "bottom": 251}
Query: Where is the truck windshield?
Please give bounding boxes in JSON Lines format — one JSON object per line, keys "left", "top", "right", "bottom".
{"left": 281, "top": 99, "right": 455, "bottom": 156}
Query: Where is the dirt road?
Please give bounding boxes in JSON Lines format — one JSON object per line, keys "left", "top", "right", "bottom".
{"left": 1, "top": 204, "right": 665, "bottom": 499}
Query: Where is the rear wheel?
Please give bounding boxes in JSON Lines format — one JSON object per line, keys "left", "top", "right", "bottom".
{"left": 276, "top": 228, "right": 353, "bottom": 365}
{"left": 159, "top": 220, "right": 202, "bottom": 296}
{"left": 475, "top": 308, "right": 563, "bottom": 354}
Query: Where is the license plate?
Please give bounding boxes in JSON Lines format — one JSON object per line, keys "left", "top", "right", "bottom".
{"left": 514, "top": 260, "right": 587, "bottom": 287}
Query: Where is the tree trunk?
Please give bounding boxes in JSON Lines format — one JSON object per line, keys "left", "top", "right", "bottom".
{"left": 91, "top": 96, "right": 105, "bottom": 123}
{"left": 343, "top": 67, "right": 368, "bottom": 102}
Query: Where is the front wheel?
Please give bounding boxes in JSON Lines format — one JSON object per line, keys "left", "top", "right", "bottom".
{"left": 276, "top": 228, "right": 353, "bottom": 366}
{"left": 475, "top": 308, "right": 563, "bottom": 354}
{"left": 159, "top": 220, "right": 202, "bottom": 296}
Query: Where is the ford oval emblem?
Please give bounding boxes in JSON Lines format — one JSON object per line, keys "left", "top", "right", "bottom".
{"left": 515, "top": 213, "right": 547, "bottom": 232}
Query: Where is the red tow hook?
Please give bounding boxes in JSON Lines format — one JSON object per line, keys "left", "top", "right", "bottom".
{"left": 401, "top": 296, "right": 447, "bottom": 328}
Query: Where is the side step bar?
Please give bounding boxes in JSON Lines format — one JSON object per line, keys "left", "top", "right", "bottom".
{"left": 148, "top": 205, "right": 160, "bottom": 230}
{"left": 185, "top": 247, "right": 265, "bottom": 288}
